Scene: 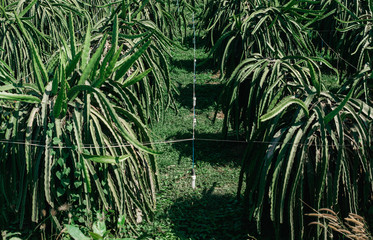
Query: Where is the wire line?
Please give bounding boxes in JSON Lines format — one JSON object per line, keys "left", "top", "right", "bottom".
{"left": 0, "top": 137, "right": 363, "bottom": 148}
{"left": 316, "top": 31, "right": 358, "bottom": 71}
{"left": 0, "top": 138, "right": 193, "bottom": 149}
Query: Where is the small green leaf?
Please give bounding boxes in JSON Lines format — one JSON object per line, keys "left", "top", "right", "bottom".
{"left": 65, "top": 225, "right": 90, "bottom": 240}
{"left": 61, "top": 178, "right": 70, "bottom": 187}
{"left": 67, "top": 123, "right": 73, "bottom": 132}
{"left": 53, "top": 137, "right": 61, "bottom": 145}
{"left": 63, "top": 167, "right": 71, "bottom": 175}
{"left": 57, "top": 158, "right": 64, "bottom": 166}
{"left": 57, "top": 187, "right": 65, "bottom": 197}
{"left": 46, "top": 129, "right": 53, "bottom": 138}
{"left": 92, "top": 219, "right": 106, "bottom": 236}
{"left": 89, "top": 232, "right": 103, "bottom": 240}
{"left": 117, "top": 215, "right": 126, "bottom": 228}
{"left": 74, "top": 181, "right": 82, "bottom": 188}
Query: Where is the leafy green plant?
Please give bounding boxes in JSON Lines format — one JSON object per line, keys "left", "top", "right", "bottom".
{"left": 239, "top": 85, "right": 373, "bottom": 239}
{"left": 335, "top": 1, "right": 373, "bottom": 102}
{"left": 200, "top": 1, "right": 373, "bottom": 239}
{"left": 199, "top": 0, "right": 331, "bottom": 76}
{"left": 313, "top": 0, "right": 373, "bottom": 74}
{"left": 0, "top": 0, "right": 86, "bottom": 78}
{"left": 0, "top": 13, "right": 158, "bottom": 234}
{"left": 218, "top": 55, "right": 336, "bottom": 139}
{"left": 64, "top": 212, "right": 135, "bottom": 240}
{"left": 97, "top": 1, "right": 178, "bottom": 122}
{"left": 342, "top": 66, "right": 373, "bottom": 105}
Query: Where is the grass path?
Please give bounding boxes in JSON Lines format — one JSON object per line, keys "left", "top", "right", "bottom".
{"left": 136, "top": 42, "right": 249, "bottom": 239}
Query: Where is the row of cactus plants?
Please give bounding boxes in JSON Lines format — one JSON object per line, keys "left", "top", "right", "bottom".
{"left": 199, "top": 0, "right": 373, "bottom": 239}
{"left": 0, "top": 0, "right": 195, "bottom": 238}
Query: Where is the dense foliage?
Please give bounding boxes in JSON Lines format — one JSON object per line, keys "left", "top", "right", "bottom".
{"left": 0, "top": 0, "right": 194, "bottom": 238}
{"left": 201, "top": 0, "right": 373, "bottom": 239}
{"left": 1, "top": 0, "right": 372, "bottom": 239}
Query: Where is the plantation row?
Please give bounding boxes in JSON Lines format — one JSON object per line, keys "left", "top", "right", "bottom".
{"left": 199, "top": 0, "right": 373, "bottom": 239}
{"left": 0, "top": 0, "right": 372, "bottom": 239}
{"left": 0, "top": 0, "right": 195, "bottom": 238}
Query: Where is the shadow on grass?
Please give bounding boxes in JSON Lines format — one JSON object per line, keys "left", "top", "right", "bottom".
{"left": 167, "top": 183, "right": 251, "bottom": 240}
{"left": 182, "top": 35, "right": 210, "bottom": 50}
{"left": 171, "top": 57, "right": 216, "bottom": 73}
{"left": 171, "top": 35, "right": 216, "bottom": 73}
{"left": 166, "top": 131, "right": 247, "bottom": 167}
{"left": 175, "top": 83, "right": 224, "bottom": 111}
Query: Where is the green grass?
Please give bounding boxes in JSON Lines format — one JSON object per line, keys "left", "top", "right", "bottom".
{"left": 322, "top": 73, "right": 340, "bottom": 93}
{"left": 134, "top": 41, "right": 251, "bottom": 240}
